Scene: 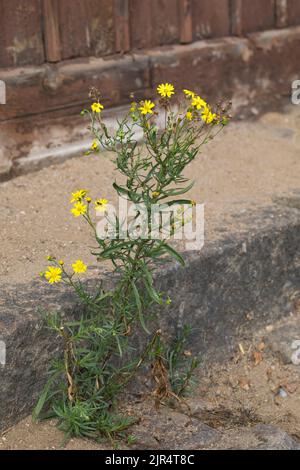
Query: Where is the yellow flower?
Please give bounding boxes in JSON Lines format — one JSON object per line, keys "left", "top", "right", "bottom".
{"left": 58, "top": 260, "right": 64, "bottom": 266}
{"left": 201, "top": 107, "right": 216, "bottom": 124}
{"left": 71, "top": 202, "right": 87, "bottom": 217}
{"left": 70, "top": 189, "right": 88, "bottom": 203}
{"left": 72, "top": 259, "right": 87, "bottom": 274}
{"left": 91, "top": 140, "right": 99, "bottom": 151}
{"left": 45, "top": 266, "right": 62, "bottom": 284}
{"left": 86, "top": 197, "right": 92, "bottom": 203}
{"left": 185, "top": 111, "right": 193, "bottom": 121}
{"left": 91, "top": 102, "right": 104, "bottom": 113}
{"left": 192, "top": 95, "right": 207, "bottom": 110}
{"left": 183, "top": 89, "right": 195, "bottom": 98}
{"left": 157, "top": 83, "right": 175, "bottom": 98}
{"left": 95, "top": 198, "right": 108, "bottom": 212}
{"left": 139, "top": 100, "right": 155, "bottom": 115}
{"left": 152, "top": 191, "right": 160, "bottom": 198}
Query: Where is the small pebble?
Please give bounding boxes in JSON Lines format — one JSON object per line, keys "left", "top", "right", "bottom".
{"left": 277, "top": 387, "right": 288, "bottom": 398}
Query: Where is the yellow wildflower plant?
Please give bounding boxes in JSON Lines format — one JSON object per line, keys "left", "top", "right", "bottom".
{"left": 139, "top": 100, "right": 155, "bottom": 115}
{"left": 91, "top": 102, "right": 104, "bottom": 113}
{"left": 201, "top": 106, "right": 217, "bottom": 124}
{"left": 37, "top": 83, "right": 231, "bottom": 440}
{"left": 191, "top": 95, "right": 207, "bottom": 110}
{"left": 70, "top": 189, "right": 88, "bottom": 203}
{"left": 183, "top": 89, "right": 195, "bottom": 98}
{"left": 95, "top": 198, "right": 108, "bottom": 212}
{"left": 44, "top": 266, "right": 62, "bottom": 284}
{"left": 91, "top": 140, "right": 99, "bottom": 151}
{"left": 72, "top": 259, "right": 87, "bottom": 274}
{"left": 71, "top": 201, "right": 87, "bottom": 217}
{"left": 157, "top": 83, "right": 175, "bottom": 98}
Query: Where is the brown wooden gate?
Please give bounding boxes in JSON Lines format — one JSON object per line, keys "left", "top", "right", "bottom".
{"left": 1, "top": 0, "right": 300, "bottom": 69}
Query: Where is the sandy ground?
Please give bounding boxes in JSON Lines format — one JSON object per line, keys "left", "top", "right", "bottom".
{"left": 1, "top": 105, "right": 300, "bottom": 449}
{"left": 1, "top": 106, "right": 300, "bottom": 286}
{"left": 2, "top": 313, "right": 300, "bottom": 450}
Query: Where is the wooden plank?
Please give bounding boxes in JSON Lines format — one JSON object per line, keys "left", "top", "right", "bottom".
{"left": 151, "top": 0, "right": 180, "bottom": 46}
{"left": 192, "top": 0, "right": 230, "bottom": 39}
{"left": 0, "top": 0, "right": 44, "bottom": 67}
{"left": 0, "top": 53, "right": 150, "bottom": 120}
{"left": 129, "top": 0, "right": 152, "bottom": 49}
{"left": 57, "top": 0, "right": 87, "bottom": 58}
{"left": 130, "top": 0, "right": 180, "bottom": 49}
{"left": 237, "top": 0, "right": 276, "bottom": 34}
{"left": 42, "top": 0, "right": 61, "bottom": 62}
{"left": 275, "top": 0, "right": 288, "bottom": 28}
{"left": 179, "top": 0, "right": 193, "bottom": 44}
{"left": 114, "top": 0, "right": 130, "bottom": 53}
{"left": 2, "top": 24, "right": 300, "bottom": 122}
{"left": 231, "top": 0, "right": 243, "bottom": 36}
{"left": 58, "top": 0, "right": 114, "bottom": 59}
{"left": 287, "top": 0, "right": 300, "bottom": 26}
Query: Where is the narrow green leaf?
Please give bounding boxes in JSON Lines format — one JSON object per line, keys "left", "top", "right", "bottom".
{"left": 32, "top": 373, "right": 59, "bottom": 420}
{"left": 162, "top": 243, "right": 185, "bottom": 266}
{"left": 113, "top": 182, "right": 130, "bottom": 198}
{"left": 167, "top": 199, "right": 193, "bottom": 207}
{"left": 99, "top": 241, "right": 134, "bottom": 258}
{"left": 141, "top": 265, "right": 162, "bottom": 304}
{"left": 162, "top": 181, "right": 194, "bottom": 197}
{"left": 132, "top": 282, "right": 150, "bottom": 334}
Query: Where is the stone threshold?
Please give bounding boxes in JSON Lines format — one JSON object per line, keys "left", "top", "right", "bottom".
{"left": 0, "top": 201, "right": 299, "bottom": 432}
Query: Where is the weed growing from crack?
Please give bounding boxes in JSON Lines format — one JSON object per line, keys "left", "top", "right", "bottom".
{"left": 34, "top": 85, "right": 230, "bottom": 442}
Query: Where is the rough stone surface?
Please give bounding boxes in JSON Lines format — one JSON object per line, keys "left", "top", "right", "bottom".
{"left": 207, "top": 425, "right": 300, "bottom": 450}
{"left": 3, "top": 298, "right": 300, "bottom": 449}
{"left": 265, "top": 322, "right": 300, "bottom": 364}
{"left": 0, "top": 106, "right": 300, "bottom": 444}
{"left": 250, "top": 424, "right": 300, "bottom": 450}
{"left": 130, "top": 410, "right": 220, "bottom": 450}
{"left": 0, "top": 203, "right": 299, "bottom": 432}
{"left": 157, "top": 207, "right": 300, "bottom": 362}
